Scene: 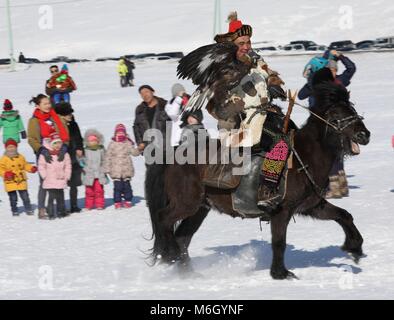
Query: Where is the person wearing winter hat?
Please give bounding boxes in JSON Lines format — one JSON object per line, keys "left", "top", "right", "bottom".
{"left": 179, "top": 109, "right": 208, "bottom": 149}
{"left": 190, "top": 11, "right": 286, "bottom": 212}
{"left": 0, "top": 139, "right": 37, "bottom": 216}
{"left": 165, "top": 83, "right": 191, "bottom": 147}
{"left": 0, "top": 99, "right": 27, "bottom": 144}
{"left": 54, "top": 102, "right": 84, "bottom": 213}
{"left": 79, "top": 129, "right": 108, "bottom": 210}
{"left": 38, "top": 132, "right": 72, "bottom": 219}
{"left": 47, "top": 64, "right": 77, "bottom": 104}
{"left": 104, "top": 124, "right": 140, "bottom": 209}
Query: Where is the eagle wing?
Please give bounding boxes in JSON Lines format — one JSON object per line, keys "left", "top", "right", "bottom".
{"left": 177, "top": 42, "right": 251, "bottom": 115}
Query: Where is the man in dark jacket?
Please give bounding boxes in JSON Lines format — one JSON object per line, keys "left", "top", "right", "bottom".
{"left": 298, "top": 50, "right": 356, "bottom": 107}
{"left": 133, "top": 85, "right": 169, "bottom": 155}
{"left": 54, "top": 102, "right": 84, "bottom": 213}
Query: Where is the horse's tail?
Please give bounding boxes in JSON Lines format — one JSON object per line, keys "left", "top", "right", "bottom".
{"left": 145, "top": 163, "right": 169, "bottom": 262}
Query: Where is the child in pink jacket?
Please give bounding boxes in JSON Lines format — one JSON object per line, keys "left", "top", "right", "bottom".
{"left": 38, "top": 132, "right": 72, "bottom": 219}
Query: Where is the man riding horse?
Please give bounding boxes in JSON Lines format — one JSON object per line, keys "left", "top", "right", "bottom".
{"left": 177, "top": 13, "right": 291, "bottom": 213}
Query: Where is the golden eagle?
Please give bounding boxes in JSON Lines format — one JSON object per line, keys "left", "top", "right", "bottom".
{"left": 177, "top": 42, "right": 259, "bottom": 117}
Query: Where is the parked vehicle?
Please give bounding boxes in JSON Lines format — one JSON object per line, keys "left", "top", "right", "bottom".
{"left": 290, "top": 40, "right": 317, "bottom": 49}
{"left": 95, "top": 57, "right": 120, "bottom": 62}
{"left": 0, "top": 58, "right": 10, "bottom": 65}
{"left": 157, "top": 52, "right": 184, "bottom": 59}
{"left": 329, "top": 40, "right": 356, "bottom": 51}
{"left": 375, "top": 36, "right": 394, "bottom": 48}
{"left": 306, "top": 45, "right": 328, "bottom": 51}
{"left": 356, "top": 40, "right": 377, "bottom": 49}
{"left": 283, "top": 44, "right": 305, "bottom": 51}
{"left": 257, "top": 46, "right": 277, "bottom": 51}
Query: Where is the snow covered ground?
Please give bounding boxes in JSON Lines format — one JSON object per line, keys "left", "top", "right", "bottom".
{"left": 1, "top": 0, "right": 394, "bottom": 60}
{"left": 0, "top": 50, "right": 393, "bottom": 299}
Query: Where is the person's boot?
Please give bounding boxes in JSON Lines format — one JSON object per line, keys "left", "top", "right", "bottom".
{"left": 38, "top": 208, "right": 49, "bottom": 220}
{"left": 46, "top": 205, "right": 57, "bottom": 220}
{"left": 326, "top": 175, "right": 342, "bottom": 199}
{"left": 70, "top": 206, "right": 82, "bottom": 213}
{"left": 338, "top": 170, "right": 349, "bottom": 197}
{"left": 257, "top": 184, "right": 281, "bottom": 213}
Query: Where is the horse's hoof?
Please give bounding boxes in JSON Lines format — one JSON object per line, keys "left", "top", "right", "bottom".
{"left": 176, "top": 260, "right": 203, "bottom": 279}
{"left": 285, "top": 270, "right": 299, "bottom": 280}
{"left": 271, "top": 269, "right": 298, "bottom": 280}
{"left": 341, "top": 245, "right": 365, "bottom": 264}
{"left": 349, "top": 251, "right": 366, "bottom": 264}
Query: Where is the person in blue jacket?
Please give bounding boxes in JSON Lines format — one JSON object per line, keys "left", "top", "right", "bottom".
{"left": 298, "top": 49, "right": 356, "bottom": 108}
{"left": 298, "top": 49, "right": 357, "bottom": 199}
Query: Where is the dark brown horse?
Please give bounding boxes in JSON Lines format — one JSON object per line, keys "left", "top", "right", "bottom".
{"left": 145, "top": 82, "right": 370, "bottom": 279}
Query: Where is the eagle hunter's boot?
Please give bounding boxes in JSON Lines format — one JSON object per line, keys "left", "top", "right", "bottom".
{"left": 257, "top": 139, "right": 289, "bottom": 214}
{"left": 338, "top": 170, "right": 349, "bottom": 197}
{"left": 325, "top": 175, "right": 342, "bottom": 199}
{"left": 257, "top": 181, "right": 281, "bottom": 213}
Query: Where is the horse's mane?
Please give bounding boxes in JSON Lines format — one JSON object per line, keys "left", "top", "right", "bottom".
{"left": 312, "top": 81, "right": 350, "bottom": 114}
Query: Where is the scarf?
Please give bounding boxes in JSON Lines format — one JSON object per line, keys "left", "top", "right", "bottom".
{"left": 33, "top": 108, "right": 69, "bottom": 143}
{"left": 49, "top": 148, "right": 60, "bottom": 156}
{"left": 85, "top": 144, "right": 103, "bottom": 151}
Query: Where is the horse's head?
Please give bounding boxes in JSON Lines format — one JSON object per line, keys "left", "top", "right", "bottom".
{"left": 313, "top": 82, "right": 370, "bottom": 156}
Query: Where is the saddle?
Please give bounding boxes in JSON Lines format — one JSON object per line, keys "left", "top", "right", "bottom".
{"left": 201, "top": 128, "right": 295, "bottom": 220}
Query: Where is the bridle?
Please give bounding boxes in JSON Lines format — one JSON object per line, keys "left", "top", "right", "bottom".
{"left": 270, "top": 86, "right": 364, "bottom": 133}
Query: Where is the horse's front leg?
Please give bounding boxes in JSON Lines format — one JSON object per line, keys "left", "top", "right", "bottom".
{"left": 270, "top": 209, "right": 297, "bottom": 280}
{"left": 308, "top": 200, "right": 364, "bottom": 262}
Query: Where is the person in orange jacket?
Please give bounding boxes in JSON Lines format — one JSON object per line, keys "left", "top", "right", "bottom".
{"left": 0, "top": 139, "right": 37, "bottom": 216}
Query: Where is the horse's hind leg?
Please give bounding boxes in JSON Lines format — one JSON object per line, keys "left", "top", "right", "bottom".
{"left": 308, "top": 200, "right": 364, "bottom": 260}
{"left": 174, "top": 204, "right": 210, "bottom": 265}
{"left": 270, "top": 209, "right": 297, "bottom": 280}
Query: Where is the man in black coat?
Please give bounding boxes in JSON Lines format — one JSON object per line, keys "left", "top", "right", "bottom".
{"left": 133, "top": 85, "right": 170, "bottom": 155}
{"left": 54, "top": 102, "right": 84, "bottom": 213}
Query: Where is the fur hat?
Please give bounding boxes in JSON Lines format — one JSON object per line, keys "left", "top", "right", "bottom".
{"left": 87, "top": 135, "right": 99, "bottom": 143}
{"left": 180, "top": 109, "right": 204, "bottom": 128}
{"left": 5, "top": 138, "right": 17, "bottom": 148}
{"left": 215, "top": 12, "right": 252, "bottom": 43}
{"left": 171, "top": 83, "right": 186, "bottom": 98}
{"left": 54, "top": 102, "right": 74, "bottom": 116}
{"left": 3, "top": 99, "right": 13, "bottom": 111}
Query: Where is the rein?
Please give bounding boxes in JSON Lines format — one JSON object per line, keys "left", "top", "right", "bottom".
{"left": 269, "top": 86, "right": 363, "bottom": 133}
